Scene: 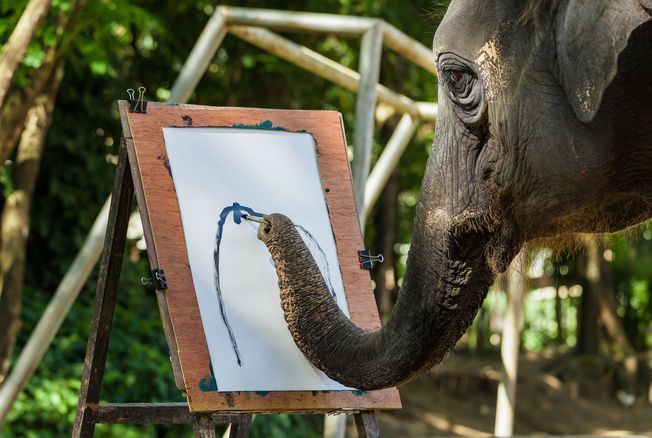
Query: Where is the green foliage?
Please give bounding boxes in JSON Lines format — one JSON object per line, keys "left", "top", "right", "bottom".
{"left": 609, "top": 229, "right": 652, "bottom": 350}
{"left": 251, "top": 414, "right": 322, "bottom": 438}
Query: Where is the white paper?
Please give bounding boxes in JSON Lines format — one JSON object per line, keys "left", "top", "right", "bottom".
{"left": 163, "top": 127, "right": 352, "bottom": 392}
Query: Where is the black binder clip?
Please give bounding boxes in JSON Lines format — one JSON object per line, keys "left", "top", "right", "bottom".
{"left": 127, "top": 87, "right": 148, "bottom": 114}
{"left": 151, "top": 268, "right": 168, "bottom": 290}
{"left": 358, "top": 250, "right": 384, "bottom": 270}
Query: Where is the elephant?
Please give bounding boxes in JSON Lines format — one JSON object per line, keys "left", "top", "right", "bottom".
{"left": 256, "top": 0, "right": 652, "bottom": 390}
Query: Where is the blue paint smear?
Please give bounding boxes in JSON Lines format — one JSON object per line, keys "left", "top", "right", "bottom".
{"left": 231, "top": 120, "right": 287, "bottom": 131}
{"left": 199, "top": 362, "right": 218, "bottom": 392}
{"left": 230, "top": 120, "right": 309, "bottom": 133}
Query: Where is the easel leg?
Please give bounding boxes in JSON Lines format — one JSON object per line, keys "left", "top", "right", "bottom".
{"left": 72, "top": 142, "right": 134, "bottom": 437}
{"left": 354, "top": 411, "right": 380, "bottom": 438}
{"left": 193, "top": 414, "right": 216, "bottom": 438}
{"left": 228, "top": 414, "right": 253, "bottom": 438}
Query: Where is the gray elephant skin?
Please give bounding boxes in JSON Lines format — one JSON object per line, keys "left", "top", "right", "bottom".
{"left": 257, "top": 0, "right": 652, "bottom": 390}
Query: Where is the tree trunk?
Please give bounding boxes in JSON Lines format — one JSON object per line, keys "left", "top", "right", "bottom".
{"left": 476, "top": 299, "right": 489, "bottom": 353}
{"left": 0, "top": 49, "right": 57, "bottom": 163}
{"left": 577, "top": 246, "right": 601, "bottom": 356}
{"left": 0, "top": 0, "right": 83, "bottom": 163}
{"left": 0, "top": 64, "right": 63, "bottom": 382}
{"left": 592, "top": 239, "right": 638, "bottom": 394}
{"left": 372, "top": 172, "right": 398, "bottom": 318}
{"left": 0, "top": 0, "right": 53, "bottom": 109}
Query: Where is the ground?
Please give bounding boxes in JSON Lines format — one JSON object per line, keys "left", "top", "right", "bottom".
{"left": 370, "top": 353, "right": 652, "bottom": 437}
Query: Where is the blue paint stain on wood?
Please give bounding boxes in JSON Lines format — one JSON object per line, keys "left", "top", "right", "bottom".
{"left": 230, "top": 120, "right": 308, "bottom": 133}
{"left": 352, "top": 390, "right": 367, "bottom": 396}
{"left": 199, "top": 362, "right": 218, "bottom": 392}
{"left": 199, "top": 375, "right": 217, "bottom": 392}
{"left": 231, "top": 120, "right": 287, "bottom": 131}
{"left": 255, "top": 391, "right": 270, "bottom": 397}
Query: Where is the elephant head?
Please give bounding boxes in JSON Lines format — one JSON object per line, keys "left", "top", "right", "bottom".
{"left": 258, "top": 0, "right": 652, "bottom": 390}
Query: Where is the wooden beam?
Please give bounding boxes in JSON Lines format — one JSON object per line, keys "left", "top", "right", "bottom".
{"left": 228, "top": 25, "right": 426, "bottom": 119}
{"left": 353, "top": 23, "right": 383, "bottom": 223}
{"left": 362, "top": 113, "right": 420, "bottom": 220}
{"left": 381, "top": 22, "right": 436, "bottom": 75}
{"left": 219, "top": 6, "right": 437, "bottom": 76}
{"left": 169, "top": 10, "right": 227, "bottom": 103}
{"left": 219, "top": 6, "right": 375, "bottom": 36}
{"left": 88, "top": 403, "right": 236, "bottom": 425}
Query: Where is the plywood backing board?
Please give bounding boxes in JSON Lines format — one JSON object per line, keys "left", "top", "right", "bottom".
{"left": 119, "top": 101, "right": 401, "bottom": 412}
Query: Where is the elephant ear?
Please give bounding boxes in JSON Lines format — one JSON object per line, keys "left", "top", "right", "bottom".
{"left": 556, "top": 0, "right": 651, "bottom": 123}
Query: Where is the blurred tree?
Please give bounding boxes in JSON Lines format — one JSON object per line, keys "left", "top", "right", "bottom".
{"left": 0, "top": 0, "right": 83, "bottom": 382}
{"left": 577, "top": 245, "right": 601, "bottom": 356}
{"left": 0, "top": 0, "right": 52, "bottom": 108}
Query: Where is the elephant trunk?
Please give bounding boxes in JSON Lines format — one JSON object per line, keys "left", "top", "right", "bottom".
{"left": 258, "top": 197, "right": 498, "bottom": 390}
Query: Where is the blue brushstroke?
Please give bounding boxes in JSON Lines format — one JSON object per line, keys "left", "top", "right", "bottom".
{"left": 212, "top": 203, "right": 338, "bottom": 372}
{"left": 214, "top": 203, "right": 265, "bottom": 367}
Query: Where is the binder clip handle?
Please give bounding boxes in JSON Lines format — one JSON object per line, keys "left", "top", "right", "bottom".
{"left": 358, "top": 250, "right": 384, "bottom": 270}
{"left": 127, "top": 87, "right": 148, "bottom": 114}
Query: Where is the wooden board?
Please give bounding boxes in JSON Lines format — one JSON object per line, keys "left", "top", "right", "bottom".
{"left": 119, "top": 101, "right": 401, "bottom": 412}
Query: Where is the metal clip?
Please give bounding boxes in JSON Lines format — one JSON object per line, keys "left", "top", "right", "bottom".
{"left": 128, "top": 86, "right": 148, "bottom": 114}
{"left": 358, "top": 250, "right": 384, "bottom": 270}
{"left": 151, "top": 268, "right": 168, "bottom": 290}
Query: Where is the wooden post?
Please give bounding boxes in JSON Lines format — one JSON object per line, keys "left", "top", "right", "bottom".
{"left": 352, "top": 23, "right": 383, "bottom": 222}
{"left": 494, "top": 250, "right": 526, "bottom": 437}
{"left": 193, "top": 414, "right": 217, "bottom": 438}
{"left": 228, "top": 414, "right": 253, "bottom": 438}
{"left": 362, "top": 113, "right": 420, "bottom": 220}
{"left": 72, "top": 142, "right": 134, "bottom": 437}
{"left": 354, "top": 411, "right": 380, "bottom": 438}
{"left": 169, "top": 9, "right": 227, "bottom": 104}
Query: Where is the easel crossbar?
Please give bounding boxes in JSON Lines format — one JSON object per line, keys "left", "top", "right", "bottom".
{"left": 88, "top": 403, "right": 239, "bottom": 425}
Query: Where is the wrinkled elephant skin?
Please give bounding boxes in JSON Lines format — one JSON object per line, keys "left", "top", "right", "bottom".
{"left": 258, "top": 0, "right": 652, "bottom": 390}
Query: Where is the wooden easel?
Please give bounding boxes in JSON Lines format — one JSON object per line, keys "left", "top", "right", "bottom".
{"left": 72, "top": 103, "right": 397, "bottom": 437}
{"left": 71, "top": 143, "right": 249, "bottom": 437}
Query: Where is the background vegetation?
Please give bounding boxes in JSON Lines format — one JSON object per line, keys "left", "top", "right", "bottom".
{"left": 0, "top": 0, "right": 649, "bottom": 436}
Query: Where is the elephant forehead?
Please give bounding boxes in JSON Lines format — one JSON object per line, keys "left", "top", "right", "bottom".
{"left": 433, "top": 0, "right": 520, "bottom": 60}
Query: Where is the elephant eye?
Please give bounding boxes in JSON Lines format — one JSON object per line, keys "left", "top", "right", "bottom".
{"left": 437, "top": 53, "right": 487, "bottom": 126}
{"left": 442, "top": 69, "right": 475, "bottom": 98}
